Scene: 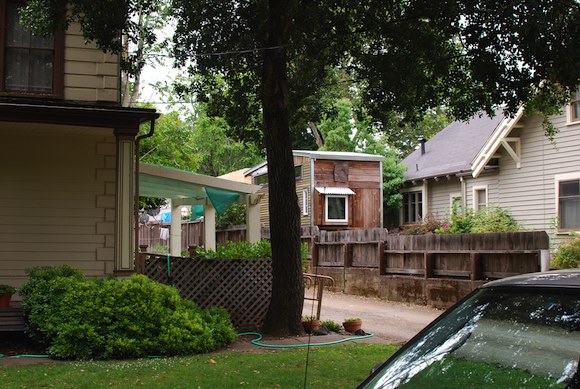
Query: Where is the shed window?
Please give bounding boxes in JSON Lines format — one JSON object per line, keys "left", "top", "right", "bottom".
{"left": 558, "top": 179, "right": 580, "bottom": 230}
{"left": 403, "top": 191, "right": 422, "bottom": 224}
{"left": 325, "top": 195, "right": 348, "bottom": 223}
{"left": 302, "top": 189, "right": 308, "bottom": 216}
{"left": 1, "top": 0, "right": 64, "bottom": 95}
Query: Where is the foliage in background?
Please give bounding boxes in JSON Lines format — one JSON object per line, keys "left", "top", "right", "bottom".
{"left": 193, "top": 241, "right": 309, "bottom": 270}
{"left": 19, "top": 266, "right": 236, "bottom": 360}
{"left": 401, "top": 215, "right": 444, "bottom": 235}
{"left": 402, "top": 205, "right": 521, "bottom": 235}
{"left": 216, "top": 204, "right": 247, "bottom": 229}
{"left": 435, "top": 204, "right": 475, "bottom": 234}
{"left": 470, "top": 207, "right": 520, "bottom": 233}
{"left": 552, "top": 235, "right": 580, "bottom": 269}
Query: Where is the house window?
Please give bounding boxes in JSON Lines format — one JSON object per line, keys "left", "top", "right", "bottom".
{"left": 403, "top": 191, "right": 422, "bottom": 224}
{"left": 570, "top": 87, "right": 580, "bottom": 124}
{"left": 473, "top": 187, "right": 488, "bottom": 210}
{"left": 325, "top": 195, "right": 348, "bottom": 223}
{"left": 0, "top": 0, "right": 64, "bottom": 95}
{"left": 302, "top": 189, "right": 308, "bottom": 216}
{"left": 558, "top": 178, "right": 580, "bottom": 230}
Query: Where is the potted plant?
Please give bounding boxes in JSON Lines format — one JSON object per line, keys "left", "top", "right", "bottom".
{"left": 302, "top": 315, "right": 321, "bottom": 333}
{"left": 343, "top": 317, "right": 362, "bottom": 333}
{"left": 0, "top": 284, "right": 16, "bottom": 308}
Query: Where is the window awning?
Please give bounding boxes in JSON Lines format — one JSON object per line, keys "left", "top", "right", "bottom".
{"left": 315, "top": 186, "right": 355, "bottom": 195}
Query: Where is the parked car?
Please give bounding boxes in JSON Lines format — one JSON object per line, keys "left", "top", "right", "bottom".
{"left": 358, "top": 269, "right": 580, "bottom": 388}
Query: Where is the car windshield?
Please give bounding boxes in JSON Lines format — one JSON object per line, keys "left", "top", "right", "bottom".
{"left": 360, "top": 287, "right": 580, "bottom": 389}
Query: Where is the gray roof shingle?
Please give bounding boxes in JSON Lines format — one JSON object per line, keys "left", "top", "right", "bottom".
{"left": 403, "top": 111, "right": 505, "bottom": 181}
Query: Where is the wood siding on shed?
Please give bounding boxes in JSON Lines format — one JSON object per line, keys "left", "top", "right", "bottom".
{"left": 0, "top": 124, "right": 117, "bottom": 286}
{"left": 63, "top": 23, "right": 120, "bottom": 103}
{"left": 313, "top": 160, "right": 382, "bottom": 228}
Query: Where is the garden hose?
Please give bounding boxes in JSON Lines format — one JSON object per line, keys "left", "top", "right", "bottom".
{"left": 236, "top": 331, "right": 374, "bottom": 349}
{"left": 0, "top": 332, "right": 374, "bottom": 359}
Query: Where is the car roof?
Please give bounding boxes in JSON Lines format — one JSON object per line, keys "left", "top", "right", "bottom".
{"left": 482, "top": 269, "right": 580, "bottom": 289}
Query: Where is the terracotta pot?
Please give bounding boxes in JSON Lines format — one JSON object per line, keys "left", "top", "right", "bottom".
{"left": 343, "top": 320, "right": 362, "bottom": 333}
{"left": 302, "top": 319, "right": 321, "bottom": 333}
{"left": 0, "top": 294, "right": 12, "bottom": 308}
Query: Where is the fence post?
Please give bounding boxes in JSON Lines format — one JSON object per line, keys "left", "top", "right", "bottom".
{"left": 344, "top": 243, "right": 353, "bottom": 267}
{"left": 311, "top": 236, "right": 319, "bottom": 268}
{"left": 136, "top": 252, "right": 146, "bottom": 274}
{"left": 424, "top": 252, "right": 435, "bottom": 279}
{"left": 470, "top": 253, "right": 483, "bottom": 281}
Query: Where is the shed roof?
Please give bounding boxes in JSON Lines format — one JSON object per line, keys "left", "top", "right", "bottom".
{"left": 402, "top": 111, "right": 505, "bottom": 181}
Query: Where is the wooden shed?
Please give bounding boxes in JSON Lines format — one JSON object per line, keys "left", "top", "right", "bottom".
{"left": 245, "top": 150, "right": 384, "bottom": 230}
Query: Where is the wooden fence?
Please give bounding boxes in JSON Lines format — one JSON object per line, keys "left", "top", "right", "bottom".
{"left": 312, "top": 231, "right": 548, "bottom": 281}
{"left": 313, "top": 228, "right": 387, "bottom": 268}
{"left": 137, "top": 253, "right": 272, "bottom": 330}
{"left": 381, "top": 232, "right": 549, "bottom": 280}
{"left": 139, "top": 222, "right": 319, "bottom": 254}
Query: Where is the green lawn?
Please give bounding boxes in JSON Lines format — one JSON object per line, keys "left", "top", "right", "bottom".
{"left": 0, "top": 343, "right": 398, "bottom": 389}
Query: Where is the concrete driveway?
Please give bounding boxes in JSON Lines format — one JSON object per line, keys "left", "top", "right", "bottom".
{"left": 303, "top": 290, "right": 443, "bottom": 344}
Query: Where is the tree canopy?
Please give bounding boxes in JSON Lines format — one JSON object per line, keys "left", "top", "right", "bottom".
{"left": 23, "top": 0, "right": 580, "bottom": 336}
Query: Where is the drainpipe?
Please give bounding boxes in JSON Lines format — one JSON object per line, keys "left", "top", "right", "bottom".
{"left": 134, "top": 118, "right": 156, "bottom": 271}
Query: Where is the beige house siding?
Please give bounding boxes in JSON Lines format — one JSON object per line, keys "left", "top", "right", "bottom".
{"left": 490, "top": 114, "right": 580, "bottom": 232}
{"left": 63, "top": 23, "right": 120, "bottom": 103}
{"left": 464, "top": 174, "right": 499, "bottom": 209}
{"left": 0, "top": 123, "right": 116, "bottom": 287}
{"left": 426, "top": 179, "right": 461, "bottom": 220}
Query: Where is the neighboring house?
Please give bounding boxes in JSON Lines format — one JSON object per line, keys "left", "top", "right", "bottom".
{"left": 401, "top": 96, "right": 580, "bottom": 238}
{"left": 245, "top": 150, "right": 384, "bottom": 230}
{"left": 0, "top": 1, "right": 159, "bottom": 288}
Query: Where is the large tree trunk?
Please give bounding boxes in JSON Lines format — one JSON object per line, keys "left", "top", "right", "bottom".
{"left": 260, "top": 0, "right": 304, "bottom": 337}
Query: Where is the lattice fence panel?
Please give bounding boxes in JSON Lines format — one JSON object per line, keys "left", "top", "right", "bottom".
{"left": 143, "top": 256, "right": 272, "bottom": 330}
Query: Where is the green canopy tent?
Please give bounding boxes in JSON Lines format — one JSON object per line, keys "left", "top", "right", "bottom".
{"left": 138, "top": 163, "right": 261, "bottom": 254}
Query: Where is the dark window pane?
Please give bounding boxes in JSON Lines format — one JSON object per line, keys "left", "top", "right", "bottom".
{"left": 29, "top": 50, "right": 53, "bottom": 91}
{"left": 560, "top": 180, "right": 580, "bottom": 197}
{"left": 5, "top": 2, "right": 30, "bottom": 47}
{"left": 4, "top": 48, "right": 29, "bottom": 90}
{"left": 327, "top": 197, "right": 346, "bottom": 220}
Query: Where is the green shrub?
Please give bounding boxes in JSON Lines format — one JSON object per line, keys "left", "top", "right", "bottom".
{"left": 552, "top": 237, "right": 580, "bottom": 269}
{"left": 401, "top": 215, "right": 444, "bottom": 235}
{"left": 320, "top": 320, "right": 342, "bottom": 332}
{"left": 19, "top": 266, "right": 236, "bottom": 360}
{"left": 470, "top": 206, "right": 520, "bottom": 233}
{"left": 194, "top": 240, "right": 309, "bottom": 270}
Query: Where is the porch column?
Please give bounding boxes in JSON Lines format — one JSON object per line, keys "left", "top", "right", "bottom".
{"left": 204, "top": 201, "right": 216, "bottom": 251}
{"left": 170, "top": 200, "right": 182, "bottom": 256}
{"left": 246, "top": 194, "right": 261, "bottom": 243}
{"left": 115, "top": 135, "right": 135, "bottom": 272}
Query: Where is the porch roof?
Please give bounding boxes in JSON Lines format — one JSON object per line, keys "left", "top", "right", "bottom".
{"left": 139, "top": 163, "right": 261, "bottom": 204}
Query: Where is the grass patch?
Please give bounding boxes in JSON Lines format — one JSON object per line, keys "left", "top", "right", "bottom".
{"left": 0, "top": 343, "right": 397, "bottom": 388}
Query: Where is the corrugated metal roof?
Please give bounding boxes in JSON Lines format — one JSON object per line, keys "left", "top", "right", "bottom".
{"left": 315, "top": 186, "right": 355, "bottom": 195}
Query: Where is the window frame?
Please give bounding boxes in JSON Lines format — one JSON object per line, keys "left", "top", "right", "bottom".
{"left": 567, "top": 87, "right": 580, "bottom": 125}
{"left": 302, "top": 188, "right": 309, "bottom": 216}
{"left": 555, "top": 173, "right": 580, "bottom": 232}
{"left": 0, "top": 0, "right": 64, "bottom": 97}
{"left": 324, "top": 194, "right": 348, "bottom": 223}
{"left": 472, "top": 185, "right": 488, "bottom": 211}
{"left": 402, "top": 190, "right": 423, "bottom": 224}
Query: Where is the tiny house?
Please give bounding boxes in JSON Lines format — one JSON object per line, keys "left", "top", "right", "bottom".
{"left": 246, "top": 150, "right": 384, "bottom": 230}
